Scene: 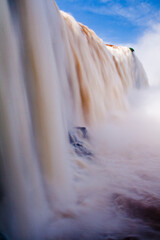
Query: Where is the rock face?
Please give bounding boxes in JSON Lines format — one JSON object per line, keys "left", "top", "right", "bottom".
{"left": 0, "top": 232, "right": 9, "bottom": 240}
{"left": 105, "top": 237, "right": 139, "bottom": 240}
{"left": 113, "top": 193, "right": 160, "bottom": 232}
{"left": 69, "top": 127, "right": 93, "bottom": 158}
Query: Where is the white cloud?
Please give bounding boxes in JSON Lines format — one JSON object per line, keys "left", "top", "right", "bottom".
{"left": 134, "top": 23, "right": 160, "bottom": 85}
{"left": 84, "top": 1, "right": 160, "bottom": 27}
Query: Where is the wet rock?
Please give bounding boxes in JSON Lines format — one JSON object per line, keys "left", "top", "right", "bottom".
{"left": 69, "top": 127, "right": 93, "bottom": 158}
{"left": 106, "top": 238, "right": 117, "bottom": 240}
{"left": 105, "top": 236, "right": 139, "bottom": 240}
{"left": 69, "top": 131, "right": 78, "bottom": 145}
{"left": 122, "top": 237, "right": 139, "bottom": 240}
{"left": 74, "top": 142, "right": 93, "bottom": 158}
{"left": 75, "top": 126, "right": 88, "bottom": 139}
{"left": 113, "top": 193, "right": 160, "bottom": 231}
{"left": 98, "top": 232, "right": 117, "bottom": 240}
{"left": 0, "top": 233, "right": 9, "bottom": 240}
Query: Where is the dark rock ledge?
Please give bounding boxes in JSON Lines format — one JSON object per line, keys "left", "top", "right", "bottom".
{"left": 69, "top": 127, "right": 93, "bottom": 159}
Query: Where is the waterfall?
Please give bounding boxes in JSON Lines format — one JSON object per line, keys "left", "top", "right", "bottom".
{"left": 0, "top": 1, "right": 72, "bottom": 239}
{"left": 61, "top": 11, "right": 147, "bottom": 125}
{"left": 1, "top": 1, "right": 160, "bottom": 240}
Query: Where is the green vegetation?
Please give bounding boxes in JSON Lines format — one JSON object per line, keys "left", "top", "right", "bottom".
{"left": 129, "top": 47, "right": 135, "bottom": 52}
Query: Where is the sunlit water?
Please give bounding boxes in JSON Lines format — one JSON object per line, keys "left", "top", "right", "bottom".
{"left": 0, "top": 1, "right": 160, "bottom": 240}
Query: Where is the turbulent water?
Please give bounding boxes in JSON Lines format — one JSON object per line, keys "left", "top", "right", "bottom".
{"left": 0, "top": 1, "right": 160, "bottom": 240}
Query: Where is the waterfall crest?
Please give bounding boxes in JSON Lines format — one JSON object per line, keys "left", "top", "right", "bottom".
{"left": 61, "top": 11, "right": 148, "bottom": 125}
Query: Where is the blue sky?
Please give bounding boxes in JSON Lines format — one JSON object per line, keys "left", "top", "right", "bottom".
{"left": 56, "top": 0, "right": 160, "bottom": 45}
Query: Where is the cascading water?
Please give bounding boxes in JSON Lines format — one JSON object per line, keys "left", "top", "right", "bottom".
{"left": 1, "top": 1, "right": 160, "bottom": 240}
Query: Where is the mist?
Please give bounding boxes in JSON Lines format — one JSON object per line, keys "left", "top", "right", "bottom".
{"left": 134, "top": 23, "right": 160, "bottom": 86}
